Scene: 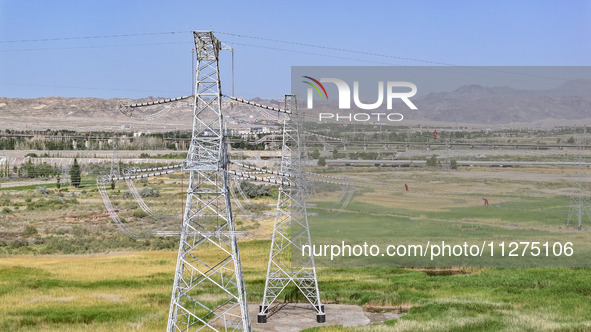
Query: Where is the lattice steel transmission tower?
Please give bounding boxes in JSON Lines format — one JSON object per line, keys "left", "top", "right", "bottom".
{"left": 258, "top": 95, "right": 325, "bottom": 324}
{"left": 167, "top": 31, "right": 250, "bottom": 332}
{"left": 441, "top": 136, "right": 452, "bottom": 171}
{"left": 567, "top": 130, "right": 591, "bottom": 231}
{"left": 110, "top": 138, "right": 120, "bottom": 176}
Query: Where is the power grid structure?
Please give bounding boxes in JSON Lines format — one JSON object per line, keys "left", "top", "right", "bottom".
{"left": 98, "top": 31, "right": 251, "bottom": 331}
{"left": 96, "top": 30, "right": 353, "bottom": 331}
{"left": 441, "top": 136, "right": 452, "bottom": 171}
{"left": 109, "top": 138, "right": 120, "bottom": 178}
{"left": 164, "top": 31, "right": 250, "bottom": 332}
{"left": 228, "top": 95, "right": 354, "bottom": 324}
{"left": 257, "top": 95, "right": 324, "bottom": 324}
{"left": 567, "top": 130, "right": 591, "bottom": 230}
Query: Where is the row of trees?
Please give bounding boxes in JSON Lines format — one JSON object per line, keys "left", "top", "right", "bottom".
{"left": 0, "top": 158, "right": 81, "bottom": 188}
{"left": 309, "top": 149, "right": 459, "bottom": 169}
{"left": 0, "top": 136, "right": 176, "bottom": 151}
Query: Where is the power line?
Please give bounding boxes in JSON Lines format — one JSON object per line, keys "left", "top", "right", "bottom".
{"left": 1, "top": 29, "right": 569, "bottom": 98}
{"left": 0, "top": 29, "right": 446, "bottom": 65}
{"left": 223, "top": 41, "right": 399, "bottom": 66}
{"left": 217, "top": 32, "right": 567, "bottom": 82}
{"left": 215, "top": 31, "right": 453, "bottom": 66}
{"left": 0, "top": 83, "right": 185, "bottom": 94}
{"left": 0, "top": 41, "right": 192, "bottom": 52}
{"left": 0, "top": 30, "right": 192, "bottom": 43}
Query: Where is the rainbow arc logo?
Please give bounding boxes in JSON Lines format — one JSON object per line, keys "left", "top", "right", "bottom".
{"left": 302, "top": 76, "right": 328, "bottom": 100}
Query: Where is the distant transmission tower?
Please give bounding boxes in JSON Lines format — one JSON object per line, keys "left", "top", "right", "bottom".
{"left": 110, "top": 138, "right": 120, "bottom": 176}
{"left": 567, "top": 130, "right": 591, "bottom": 230}
{"left": 258, "top": 95, "right": 325, "bottom": 324}
{"left": 442, "top": 136, "right": 451, "bottom": 171}
{"left": 167, "top": 31, "right": 250, "bottom": 331}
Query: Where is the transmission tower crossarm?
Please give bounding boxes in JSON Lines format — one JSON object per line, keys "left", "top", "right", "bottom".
{"left": 232, "top": 161, "right": 293, "bottom": 177}
{"left": 110, "top": 169, "right": 177, "bottom": 181}
{"left": 228, "top": 169, "right": 295, "bottom": 186}
{"left": 305, "top": 171, "right": 346, "bottom": 181}
{"left": 118, "top": 95, "right": 193, "bottom": 117}
{"left": 154, "top": 230, "right": 248, "bottom": 237}
{"left": 311, "top": 177, "right": 349, "bottom": 186}
{"left": 305, "top": 131, "right": 344, "bottom": 142}
{"left": 126, "top": 95, "right": 193, "bottom": 108}
{"left": 225, "top": 95, "right": 291, "bottom": 114}
{"left": 131, "top": 164, "right": 183, "bottom": 173}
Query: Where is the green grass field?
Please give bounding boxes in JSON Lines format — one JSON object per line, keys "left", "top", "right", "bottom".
{"left": 1, "top": 165, "right": 591, "bottom": 331}
{"left": 1, "top": 248, "right": 591, "bottom": 331}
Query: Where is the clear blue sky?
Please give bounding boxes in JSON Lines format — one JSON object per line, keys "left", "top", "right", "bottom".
{"left": 1, "top": 0, "right": 590, "bottom": 99}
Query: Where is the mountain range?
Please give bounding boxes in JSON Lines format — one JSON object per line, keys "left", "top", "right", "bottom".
{"left": 1, "top": 79, "right": 590, "bottom": 130}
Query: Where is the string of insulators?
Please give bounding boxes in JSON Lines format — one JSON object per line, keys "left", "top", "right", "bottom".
{"left": 130, "top": 164, "right": 183, "bottom": 173}
{"left": 127, "top": 95, "right": 193, "bottom": 108}
{"left": 110, "top": 169, "right": 177, "bottom": 181}
{"left": 228, "top": 170, "right": 294, "bottom": 186}
{"left": 312, "top": 178, "right": 349, "bottom": 186}
{"left": 306, "top": 171, "right": 346, "bottom": 181}
{"left": 226, "top": 95, "right": 291, "bottom": 114}
{"left": 232, "top": 162, "right": 292, "bottom": 177}
{"left": 305, "top": 131, "right": 343, "bottom": 142}
{"left": 153, "top": 230, "right": 248, "bottom": 237}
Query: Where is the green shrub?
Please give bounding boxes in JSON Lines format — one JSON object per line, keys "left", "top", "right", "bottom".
{"left": 238, "top": 181, "right": 270, "bottom": 198}
{"left": 426, "top": 155, "right": 438, "bottom": 167}
{"left": 0, "top": 196, "right": 11, "bottom": 205}
{"left": 310, "top": 149, "right": 320, "bottom": 159}
{"left": 9, "top": 238, "right": 28, "bottom": 249}
{"left": 151, "top": 237, "right": 177, "bottom": 250}
{"left": 450, "top": 159, "right": 458, "bottom": 170}
{"left": 133, "top": 209, "right": 148, "bottom": 218}
{"left": 36, "top": 186, "right": 49, "bottom": 195}
{"left": 27, "top": 198, "right": 78, "bottom": 210}
{"left": 70, "top": 158, "right": 81, "bottom": 188}
{"left": 139, "top": 187, "right": 159, "bottom": 197}
{"left": 23, "top": 225, "right": 38, "bottom": 237}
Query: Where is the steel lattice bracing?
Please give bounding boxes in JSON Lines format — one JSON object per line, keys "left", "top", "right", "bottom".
{"left": 167, "top": 31, "right": 250, "bottom": 332}
{"left": 258, "top": 95, "right": 324, "bottom": 323}
{"left": 567, "top": 131, "right": 591, "bottom": 231}
{"left": 441, "top": 137, "right": 452, "bottom": 171}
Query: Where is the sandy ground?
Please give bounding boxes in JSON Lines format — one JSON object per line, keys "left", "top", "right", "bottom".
{"left": 250, "top": 303, "right": 404, "bottom": 332}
